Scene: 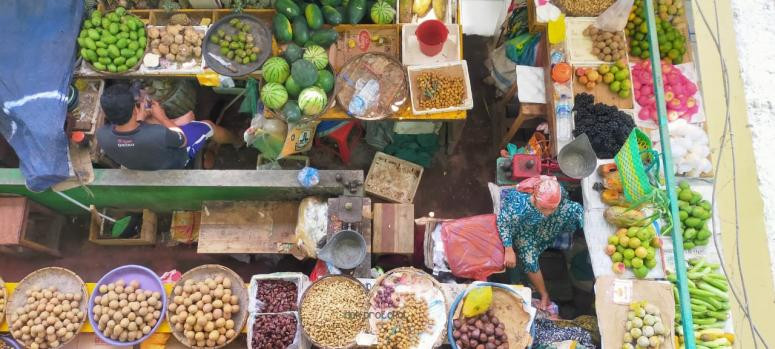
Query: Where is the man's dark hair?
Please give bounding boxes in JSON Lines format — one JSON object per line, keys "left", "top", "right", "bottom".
{"left": 100, "top": 84, "right": 135, "bottom": 125}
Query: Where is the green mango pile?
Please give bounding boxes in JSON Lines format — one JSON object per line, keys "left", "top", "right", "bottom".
{"left": 78, "top": 7, "right": 147, "bottom": 73}
{"left": 673, "top": 181, "right": 713, "bottom": 249}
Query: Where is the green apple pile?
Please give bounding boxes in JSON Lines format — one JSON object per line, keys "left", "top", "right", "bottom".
{"left": 607, "top": 225, "right": 662, "bottom": 279}
{"left": 598, "top": 59, "right": 632, "bottom": 99}
{"left": 674, "top": 181, "right": 712, "bottom": 249}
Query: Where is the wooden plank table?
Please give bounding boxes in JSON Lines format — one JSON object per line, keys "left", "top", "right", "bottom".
{"left": 197, "top": 201, "right": 299, "bottom": 254}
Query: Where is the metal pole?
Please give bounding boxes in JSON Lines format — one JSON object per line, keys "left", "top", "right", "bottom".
{"left": 641, "top": 0, "right": 696, "bottom": 347}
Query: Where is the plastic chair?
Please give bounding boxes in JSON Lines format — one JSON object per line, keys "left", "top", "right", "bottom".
{"left": 315, "top": 120, "right": 363, "bottom": 164}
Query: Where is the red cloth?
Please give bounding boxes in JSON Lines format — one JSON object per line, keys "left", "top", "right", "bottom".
{"left": 517, "top": 175, "right": 561, "bottom": 211}
{"left": 441, "top": 214, "right": 505, "bottom": 280}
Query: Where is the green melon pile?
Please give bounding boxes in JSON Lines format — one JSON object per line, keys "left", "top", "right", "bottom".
{"left": 260, "top": 44, "right": 334, "bottom": 123}
{"left": 78, "top": 7, "right": 147, "bottom": 73}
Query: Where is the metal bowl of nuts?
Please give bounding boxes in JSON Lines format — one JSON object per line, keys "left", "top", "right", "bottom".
{"left": 6, "top": 267, "right": 88, "bottom": 349}
{"left": 299, "top": 275, "right": 368, "bottom": 348}
{"left": 167, "top": 264, "right": 247, "bottom": 349}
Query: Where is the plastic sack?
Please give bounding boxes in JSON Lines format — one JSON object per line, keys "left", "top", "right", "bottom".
{"left": 594, "top": 0, "right": 634, "bottom": 32}
{"left": 440, "top": 214, "right": 505, "bottom": 280}
{"left": 294, "top": 197, "right": 328, "bottom": 259}
{"left": 244, "top": 112, "right": 287, "bottom": 161}
{"left": 297, "top": 167, "right": 320, "bottom": 188}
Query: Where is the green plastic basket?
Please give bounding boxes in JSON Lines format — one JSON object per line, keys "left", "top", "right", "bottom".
{"left": 615, "top": 129, "right": 658, "bottom": 203}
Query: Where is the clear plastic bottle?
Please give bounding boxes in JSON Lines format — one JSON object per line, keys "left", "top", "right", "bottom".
{"left": 556, "top": 94, "right": 572, "bottom": 141}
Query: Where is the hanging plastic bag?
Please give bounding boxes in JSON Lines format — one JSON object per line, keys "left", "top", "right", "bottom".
{"left": 440, "top": 214, "right": 505, "bottom": 280}
{"left": 594, "top": 0, "right": 634, "bottom": 32}
{"left": 244, "top": 112, "right": 288, "bottom": 161}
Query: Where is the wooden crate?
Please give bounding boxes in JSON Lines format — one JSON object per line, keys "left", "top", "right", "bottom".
{"left": 0, "top": 197, "right": 64, "bottom": 257}
{"left": 571, "top": 64, "right": 635, "bottom": 110}
{"left": 372, "top": 203, "right": 414, "bottom": 254}
{"left": 364, "top": 152, "right": 423, "bottom": 204}
{"left": 197, "top": 201, "right": 299, "bottom": 254}
{"left": 88, "top": 207, "right": 157, "bottom": 245}
{"left": 329, "top": 25, "right": 401, "bottom": 72}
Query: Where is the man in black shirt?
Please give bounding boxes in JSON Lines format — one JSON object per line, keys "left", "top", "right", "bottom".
{"left": 97, "top": 84, "right": 240, "bottom": 170}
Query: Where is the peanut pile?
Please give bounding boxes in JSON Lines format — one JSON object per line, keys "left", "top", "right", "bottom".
{"left": 553, "top": 0, "right": 615, "bottom": 16}
{"left": 376, "top": 293, "right": 434, "bottom": 349}
{"left": 416, "top": 72, "right": 465, "bottom": 110}
{"left": 300, "top": 278, "right": 367, "bottom": 347}
{"left": 9, "top": 287, "right": 85, "bottom": 349}
{"left": 168, "top": 276, "right": 241, "bottom": 348}
{"left": 92, "top": 279, "right": 163, "bottom": 343}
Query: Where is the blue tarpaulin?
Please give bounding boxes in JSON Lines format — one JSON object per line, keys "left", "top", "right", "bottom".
{"left": 0, "top": 0, "right": 83, "bottom": 191}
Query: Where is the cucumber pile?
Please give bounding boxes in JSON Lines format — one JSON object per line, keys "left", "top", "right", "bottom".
{"left": 668, "top": 258, "right": 734, "bottom": 348}
{"left": 78, "top": 7, "right": 147, "bottom": 73}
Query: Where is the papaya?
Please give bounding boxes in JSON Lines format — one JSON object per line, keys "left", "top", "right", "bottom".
{"left": 305, "top": 4, "right": 324, "bottom": 30}
{"left": 347, "top": 0, "right": 367, "bottom": 23}
{"left": 322, "top": 5, "right": 343, "bottom": 25}
{"left": 310, "top": 28, "right": 339, "bottom": 48}
{"left": 272, "top": 13, "right": 293, "bottom": 43}
{"left": 275, "top": 0, "right": 301, "bottom": 19}
{"left": 292, "top": 15, "right": 309, "bottom": 46}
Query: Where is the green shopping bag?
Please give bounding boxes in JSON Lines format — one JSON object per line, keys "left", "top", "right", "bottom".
{"left": 614, "top": 129, "right": 659, "bottom": 203}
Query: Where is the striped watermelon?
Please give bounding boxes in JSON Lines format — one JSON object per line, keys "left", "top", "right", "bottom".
{"left": 370, "top": 1, "right": 395, "bottom": 24}
{"left": 303, "top": 45, "right": 329, "bottom": 70}
{"left": 261, "top": 82, "right": 289, "bottom": 109}
{"left": 262, "top": 57, "right": 290, "bottom": 84}
{"left": 298, "top": 86, "right": 328, "bottom": 115}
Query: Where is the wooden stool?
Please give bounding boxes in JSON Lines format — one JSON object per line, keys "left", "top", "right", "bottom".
{"left": 0, "top": 197, "right": 63, "bottom": 257}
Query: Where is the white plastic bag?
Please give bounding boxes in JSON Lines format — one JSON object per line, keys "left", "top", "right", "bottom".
{"left": 594, "top": 0, "right": 634, "bottom": 32}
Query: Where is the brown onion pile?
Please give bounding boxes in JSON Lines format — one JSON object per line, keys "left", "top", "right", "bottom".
{"left": 452, "top": 310, "right": 508, "bottom": 349}
{"left": 251, "top": 313, "right": 297, "bottom": 348}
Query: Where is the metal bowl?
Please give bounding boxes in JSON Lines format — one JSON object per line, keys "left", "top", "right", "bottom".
{"left": 202, "top": 14, "right": 272, "bottom": 77}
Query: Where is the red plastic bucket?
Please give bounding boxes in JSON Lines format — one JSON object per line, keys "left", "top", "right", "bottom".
{"left": 415, "top": 20, "right": 448, "bottom": 57}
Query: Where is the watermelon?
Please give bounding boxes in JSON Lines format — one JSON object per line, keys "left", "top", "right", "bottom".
{"left": 298, "top": 86, "right": 328, "bottom": 115}
{"left": 285, "top": 76, "right": 303, "bottom": 97}
{"left": 261, "top": 82, "right": 289, "bottom": 110}
{"left": 262, "top": 57, "right": 290, "bottom": 84}
{"left": 370, "top": 1, "right": 395, "bottom": 24}
{"left": 284, "top": 43, "right": 303, "bottom": 62}
{"left": 282, "top": 101, "right": 303, "bottom": 123}
{"left": 291, "top": 59, "right": 318, "bottom": 88}
{"left": 302, "top": 45, "right": 329, "bottom": 70}
{"left": 315, "top": 69, "right": 335, "bottom": 93}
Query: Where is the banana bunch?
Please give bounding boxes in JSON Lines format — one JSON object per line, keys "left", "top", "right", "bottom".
{"left": 668, "top": 258, "right": 735, "bottom": 349}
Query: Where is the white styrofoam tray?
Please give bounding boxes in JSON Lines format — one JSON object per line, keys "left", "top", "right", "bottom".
{"left": 407, "top": 60, "right": 473, "bottom": 115}
{"left": 248, "top": 272, "right": 310, "bottom": 313}
{"left": 401, "top": 23, "right": 461, "bottom": 66}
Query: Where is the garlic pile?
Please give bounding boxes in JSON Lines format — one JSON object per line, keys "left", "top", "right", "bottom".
{"left": 655, "top": 119, "right": 712, "bottom": 177}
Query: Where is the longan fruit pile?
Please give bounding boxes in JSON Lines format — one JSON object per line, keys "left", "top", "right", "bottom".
{"left": 92, "top": 279, "right": 163, "bottom": 343}
{"left": 9, "top": 286, "right": 85, "bottom": 349}
{"left": 169, "top": 275, "right": 241, "bottom": 348}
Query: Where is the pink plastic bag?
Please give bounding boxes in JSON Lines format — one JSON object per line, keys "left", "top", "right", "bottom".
{"left": 441, "top": 214, "right": 505, "bottom": 280}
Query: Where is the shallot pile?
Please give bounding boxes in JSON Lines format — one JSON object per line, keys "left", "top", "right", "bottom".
{"left": 632, "top": 60, "right": 698, "bottom": 123}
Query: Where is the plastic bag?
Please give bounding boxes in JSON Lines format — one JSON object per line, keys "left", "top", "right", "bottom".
{"left": 594, "top": 0, "right": 634, "bottom": 32}
{"left": 294, "top": 197, "right": 328, "bottom": 259}
{"left": 440, "top": 214, "right": 505, "bottom": 280}
{"left": 244, "top": 111, "right": 287, "bottom": 161}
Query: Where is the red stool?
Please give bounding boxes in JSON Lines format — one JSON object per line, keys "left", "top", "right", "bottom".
{"left": 315, "top": 120, "right": 363, "bottom": 164}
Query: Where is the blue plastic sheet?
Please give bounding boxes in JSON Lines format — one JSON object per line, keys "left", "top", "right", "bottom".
{"left": 0, "top": 0, "right": 83, "bottom": 191}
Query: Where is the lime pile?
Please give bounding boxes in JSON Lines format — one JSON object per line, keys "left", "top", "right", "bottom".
{"left": 625, "top": 0, "right": 686, "bottom": 64}
{"left": 209, "top": 18, "right": 261, "bottom": 66}
{"left": 599, "top": 59, "right": 632, "bottom": 99}
{"left": 607, "top": 224, "right": 662, "bottom": 279}
{"left": 674, "top": 181, "right": 712, "bottom": 249}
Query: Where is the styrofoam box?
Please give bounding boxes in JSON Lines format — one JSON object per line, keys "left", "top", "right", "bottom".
{"left": 401, "top": 23, "right": 461, "bottom": 66}
{"left": 407, "top": 60, "right": 473, "bottom": 115}
{"left": 248, "top": 272, "right": 310, "bottom": 313}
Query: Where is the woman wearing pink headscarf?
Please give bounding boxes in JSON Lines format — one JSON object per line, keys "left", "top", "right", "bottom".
{"left": 497, "top": 175, "right": 583, "bottom": 309}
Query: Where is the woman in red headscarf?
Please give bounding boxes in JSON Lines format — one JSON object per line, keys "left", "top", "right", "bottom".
{"left": 497, "top": 175, "right": 583, "bottom": 309}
